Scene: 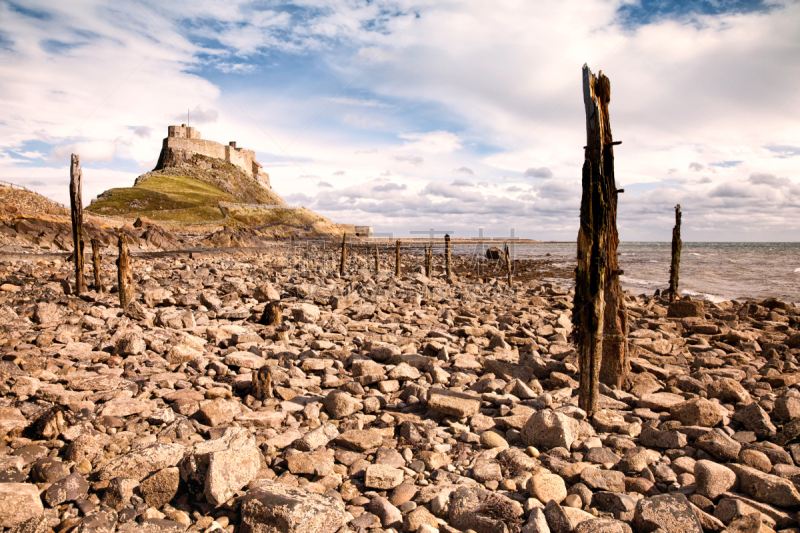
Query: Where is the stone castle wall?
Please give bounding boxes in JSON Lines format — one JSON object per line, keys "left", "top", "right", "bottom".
{"left": 158, "top": 125, "right": 271, "bottom": 189}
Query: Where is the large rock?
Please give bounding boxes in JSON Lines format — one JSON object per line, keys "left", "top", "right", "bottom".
{"left": 693, "top": 429, "right": 742, "bottom": 461}
{"left": 667, "top": 300, "right": 704, "bottom": 318}
{"left": 140, "top": 467, "right": 180, "bottom": 509}
{"left": 522, "top": 409, "right": 580, "bottom": 450}
{"left": 291, "top": 303, "right": 320, "bottom": 323}
{"left": 732, "top": 403, "right": 776, "bottom": 438}
{"left": 197, "top": 399, "right": 241, "bottom": 426}
{"left": 427, "top": 388, "right": 481, "bottom": 418}
{"left": 670, "top": 398, "right": 724, "bottom": 427}
{"left": 323, "top": 390, "right": 361, "bottom": 419}
{"left": 0, "top": 484, "right": 44, "bottom": 527}
{"left": 449, "top": 486, "right": 522, "bottom": 533}
{"left": 97, "top": 443, "right": 186, "bottom": 481}
{"left": 694, "top": 460, "right": 737, "bottom": 500}
{"left": 180, "top": 427, "right": 261, "bottom": 505}
{"left": 528, "top": 471, "right": 567, "bottom": 504}
{"left": 364, "top": 465, "right": 405, "bottom": 490}
{"left": 728, "top": 463, "right": 800, "bottom": 507}
{"left": 707, "top": 378, "right": 751, "bottom": 405}
{"left": 633, "top": 493, "right": 703, "bottom": 533}
{"left": 239, "top": 482, "right": 347, "bottom": 533}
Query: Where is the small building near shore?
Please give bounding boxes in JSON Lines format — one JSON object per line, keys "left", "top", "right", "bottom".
{"left": 355, "top": 226, "right": 373, "bottom": 237}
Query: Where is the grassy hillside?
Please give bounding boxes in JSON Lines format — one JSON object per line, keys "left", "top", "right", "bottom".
{"left": 86, "top": 174, "right": 235, "bottom": 223}
{"left": 224, "top": 204, "right": 342, "bottom": 236}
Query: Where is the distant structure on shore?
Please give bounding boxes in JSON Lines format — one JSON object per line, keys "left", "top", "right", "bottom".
{"left": 155, "top": 124, "right": 271, "bottom": 189}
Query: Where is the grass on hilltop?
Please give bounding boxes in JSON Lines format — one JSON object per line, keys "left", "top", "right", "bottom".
{"left": 86, "top": 174, "right": 236, "bottom": 223}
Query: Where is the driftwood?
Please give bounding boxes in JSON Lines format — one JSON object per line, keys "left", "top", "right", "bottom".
{"left": 69, "top": 155, "right": 86, "bottom": 295}
{"left": 574, "top": 64, "right": 629, "bottom": 415}
{"left": 91, "top": 239, "right": 103, "bottom": 293}
{"left": 668, "top": 204, "right": 682, "bottom": 302}
{"left": 117, "top": 228, "right": 134, "bottom": 308}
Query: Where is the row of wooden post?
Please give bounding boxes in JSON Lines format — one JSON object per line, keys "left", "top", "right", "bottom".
{"left": 69, "top": 155, "right": 134, "bottom": 307}
{"left": 337, "top": 233, "right": 515, "bottom": 285}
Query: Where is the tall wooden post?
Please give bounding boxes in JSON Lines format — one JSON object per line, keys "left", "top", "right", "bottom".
{"left": 374, "top": 243, "right": 379, "bottom": 273}
{"left": 69, "top": 155, "right": 87, "bottom": 294}
{"left": 504, "top": 243, "right": 512, "bottom": 286}
{"left": 668, "top": 205, "right": 681, "bottom": 302}
{"left": 117, "top": 228, "right": 134, "bottom": 308}
{"left": 574, "top": 64, "right": 629, "bottom": 415}
{"left": 445, "top": 234, "right": 452, "bottom": 279}
{"left": 395, "top": 240, "right": 401, "bottom": 277}
{"left": 339, "top": 233, "right": 347, "bottom": 276}
{"left": 91, "top": 239, "right": 103, "bottom": 293}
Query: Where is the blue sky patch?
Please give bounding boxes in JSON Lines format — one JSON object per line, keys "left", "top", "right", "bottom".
{"left": 616, "top": 0, "right": 774, "bottom": 28}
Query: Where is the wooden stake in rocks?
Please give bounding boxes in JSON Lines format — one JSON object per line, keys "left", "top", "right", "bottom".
{"left": 574, "top": 64, "right": 629, "bottom": 415}
{"left": 668, "top": 204, "right": 682, "bottom": 302}
{"left": 339, "top": 233, "right": 347, "bottom": 276}
{"left": 395, "top": 240, "right": 401, "bottom": 277}
{"left": 445, "top": 234, "right": 452, "bottom": 279}
{"left": 374, "top": 243, "right": 379, "bottom": 273}
{"left": 504, "top": 243, "right": 512, "bottom": 286}
{"left": 69, "top": 154, "right": 87, "bottom": 294}
{"left": 91, "top": 238, "right": 103, "bottom": 293}
{"left": 117, "top": 228, "right": 134, "bottom": 308}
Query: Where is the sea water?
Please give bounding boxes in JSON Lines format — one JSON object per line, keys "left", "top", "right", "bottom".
{"left": 506, "top": 242, "right": 800, "bottom": 304}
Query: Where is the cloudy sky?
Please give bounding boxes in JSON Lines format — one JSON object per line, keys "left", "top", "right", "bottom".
{"left": 1, "top": 0, "right": 799, "bottom": 241}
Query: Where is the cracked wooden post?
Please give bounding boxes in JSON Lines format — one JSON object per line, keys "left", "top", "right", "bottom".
{"left": 117, "top": 228, "right": 134, "bottom": 308}
{"left": 668, "top": 204, "right": 682, "bottom": 302}
{"left": 374, "top": 243, "right": 379, "bottom": 273}
{"left": 339, "top": 233, "right": 347, "bottom": 276}
{"left": 445, "top": 234, "right": 452, "bottom": 279}
{"left": 69, "top": 154, "right": 86, "bottom": 295}
{"left": 91, "top": 238, "right": 103, "bottom": 293}
{"left": 424, "top": 244, "right": 432, "bottom": 278}
{"left": 575, "top": 64, "right": 630, "bottom": 416}
{"left": 504, "top": 243, "right": 512, "bottom": 287}
{"left": 395, "top": 240, "right": 401, "bottom": 277}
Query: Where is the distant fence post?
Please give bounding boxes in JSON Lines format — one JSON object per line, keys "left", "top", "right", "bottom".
{"left": 91, "top": 238, "right": 103, "bottom": 293}
{"left": 445, "top": 234, "right": 452, "bottom": 280}
{"left": 117, "top": 228, "right": 134, "bottom": 308}
{"left": 395, "top": 240, "right": 401, "bottom": 277}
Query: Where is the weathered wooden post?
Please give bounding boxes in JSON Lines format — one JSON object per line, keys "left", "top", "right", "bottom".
{"left": 574, "top": 64, "right": 628, "bottom": 415}
{"left": 504, "top": 243, "right": 512, "bottom": 286}
{"left": 445, "top": 234, "right": 452, "bottom": 279}
{"left": 395, "top": 240, "right": 401, "bottom": 277}
{"left": 91, "top": 238, "right": 103, "bottom": 293}
{"left": 69, "top": 154, "right": 87, "bottom": 294}
{"left": 374, "top": 243, "right": 379, "bottom": 273}
{"left": 117, "top": 228, "right": 134, "bottom": 308}
{"left": 668, "top": 204, "right": 681, "bottom": 302}
{"left": 339, "top": 233, "right": 347, "bottom": 276}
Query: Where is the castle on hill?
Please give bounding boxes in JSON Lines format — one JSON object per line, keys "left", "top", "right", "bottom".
{"left": 154, "top": 124, "right": 271, "bottom": 189}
